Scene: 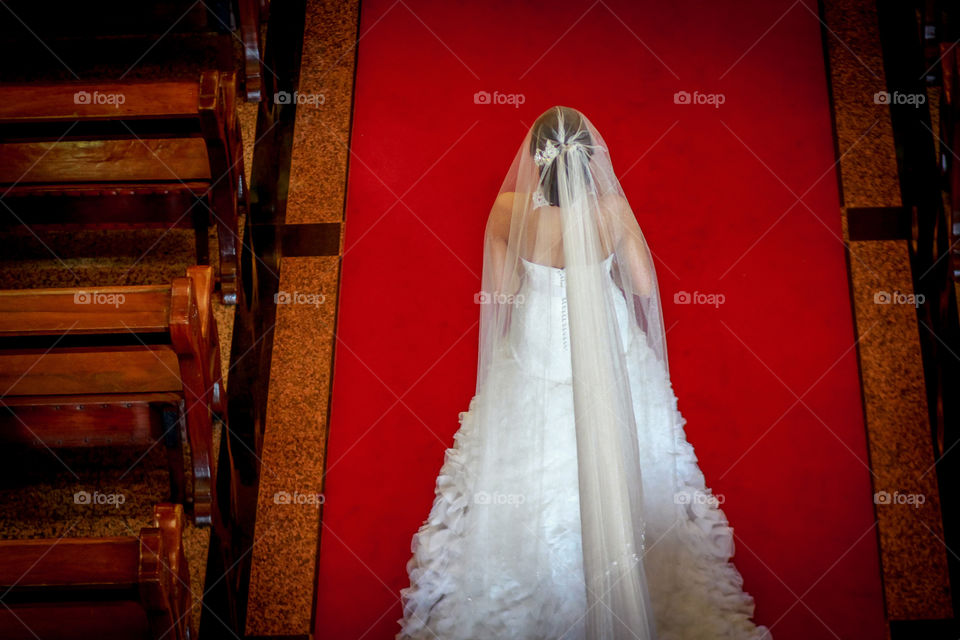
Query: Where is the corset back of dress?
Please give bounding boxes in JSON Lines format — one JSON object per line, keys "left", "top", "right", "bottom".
{"left": 509, "top": 253, "right": 632, "bottom": 382}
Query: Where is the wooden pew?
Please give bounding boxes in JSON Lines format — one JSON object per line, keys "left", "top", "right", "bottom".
{"left": 940, "top": 44, "right": 960, "bottom": 281}
{"left": 0, "top": 1, "right": 265, "bottom": 102}
{"left": 0, "top": 503, "right": 192, "bottom": 640}
{"left": 0, "top": 71, "right": 246, "bottom": 304}
{"left": 0, "top": 266, "right": 224, "bottom": 524}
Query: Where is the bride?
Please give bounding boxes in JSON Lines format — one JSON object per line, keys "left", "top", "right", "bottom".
{"left": 396, "top": 106, "right": 771, "bottom": 640}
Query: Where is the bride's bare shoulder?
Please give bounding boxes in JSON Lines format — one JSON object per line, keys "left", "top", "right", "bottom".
{"left": 487, "top": 192, "right": 518, "bottom": 238}
{"left": 494, "top": 191, "right": 517, "bottom": 212}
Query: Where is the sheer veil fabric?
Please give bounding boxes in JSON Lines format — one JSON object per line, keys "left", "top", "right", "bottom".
{"left": 398, "top": 106, "right": 771, "bottom": 640}
{"left": 469, "top": 106, "right": 661, "bottom": 638}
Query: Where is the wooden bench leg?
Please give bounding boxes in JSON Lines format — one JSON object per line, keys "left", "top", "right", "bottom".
{"left": 237, "top": 0, "right": 264, "bottom": 102}
{"left": 161, "top": 405, "right": 187, "bottom": 508}
{"left": 213, "top": 200, "right": 239, "bottom": 306}
{"left": 200, "top": 71, "right": 243, "bottom": 305}
{"left": 154, "top": 503, "right": 192, "bottom": 640}
{"left": 170, "top": 270, "right": 218, "bottom": 525}
{"left": 184, "top": 398, "right": 213, "bottom": 527}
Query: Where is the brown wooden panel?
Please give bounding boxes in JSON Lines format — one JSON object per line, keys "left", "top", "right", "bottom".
{"left": 0, "top": 538, "right": 140, "bottom": 588}
{"left": 0, "top": 394, "right": 176, "bottom": 447}
{"left": 0, "top": 186, "right": 209, "bottom": 233}
{"left": 0, "top": 287, "right": 171, "bottom": 336}
{"left": 0, "top": 392, "right": 181, "bottom": 407}
{"left": 2, "top": 181, "right": 208, "bottom": 198}
{"left": 0, "top": 81, "right": 201, "bottom": 123}
{"left": 0, "top": 139, "right": 211, "bottom": 184}
{"left": 0, "top": 347, "right": 183, "bottom": 396}
{"left": 0, "top": 602, "right": 150, "bottom": 640}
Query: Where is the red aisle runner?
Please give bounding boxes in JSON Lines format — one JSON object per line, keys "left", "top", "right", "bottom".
{"left": 316, "top": 1, "right": 886, "bottom": 638}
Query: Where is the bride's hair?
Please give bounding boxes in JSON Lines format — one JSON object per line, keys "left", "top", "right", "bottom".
{"left": 529, "top": 106, "right": 595, "bottom": 206}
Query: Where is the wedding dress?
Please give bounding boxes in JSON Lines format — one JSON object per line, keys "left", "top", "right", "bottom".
{"left": 397, "top": 107, "right": 771, "bottom": 640}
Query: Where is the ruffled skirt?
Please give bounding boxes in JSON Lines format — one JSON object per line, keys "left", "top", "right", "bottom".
{"left": 397, "top": 338, "right": 771, "bottom": 640}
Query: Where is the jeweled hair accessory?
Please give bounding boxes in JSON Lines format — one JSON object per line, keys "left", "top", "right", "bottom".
{"left": 534, "top": 139, "right": 560, "bottom": 167}
{"left": 534, "top": 138, "right": 601, "bottom": 168}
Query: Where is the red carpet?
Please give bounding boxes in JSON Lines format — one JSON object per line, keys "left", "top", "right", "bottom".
{"left": 316, "top": 1, "right": 886, "bottom": 638}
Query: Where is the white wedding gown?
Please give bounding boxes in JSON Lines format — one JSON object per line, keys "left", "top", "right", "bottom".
{"left": 398, "top": 253, "right": 770, "bottom": 640}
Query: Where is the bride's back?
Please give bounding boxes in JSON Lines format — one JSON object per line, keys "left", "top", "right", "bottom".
{"left": 488, "top": 191, "right": 619, "bottom": 270}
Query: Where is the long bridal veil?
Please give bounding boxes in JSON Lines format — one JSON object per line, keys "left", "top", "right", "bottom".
{"left": 400, "top": 105, "right": 769, "bottom": 640}
{"left": 465, "top": 106, "right": 666, "bottom": 638}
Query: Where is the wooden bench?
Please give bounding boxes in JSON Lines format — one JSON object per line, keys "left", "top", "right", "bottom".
{"left": 0, "top": 503, "right": 192, "bottom": 640}
{"left": 940, "top": 43, "right": 960, "bottom": 281}
{"left": 0, "top": 266, "right": 224, "bottom": 524}
{"left": 0, "top": 71, "right": 246, "bottom": 304}
{"left": 0, "top": 1, "right": 266, "bottom": 102}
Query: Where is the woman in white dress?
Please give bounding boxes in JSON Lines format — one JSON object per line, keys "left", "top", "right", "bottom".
{"left": 397, "top": 106, "right": 771, "bottom": 640}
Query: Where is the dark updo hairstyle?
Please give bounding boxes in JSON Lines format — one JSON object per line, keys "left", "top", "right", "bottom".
{"left": 529, "top": 106, "right": 595, "bottom": 207}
